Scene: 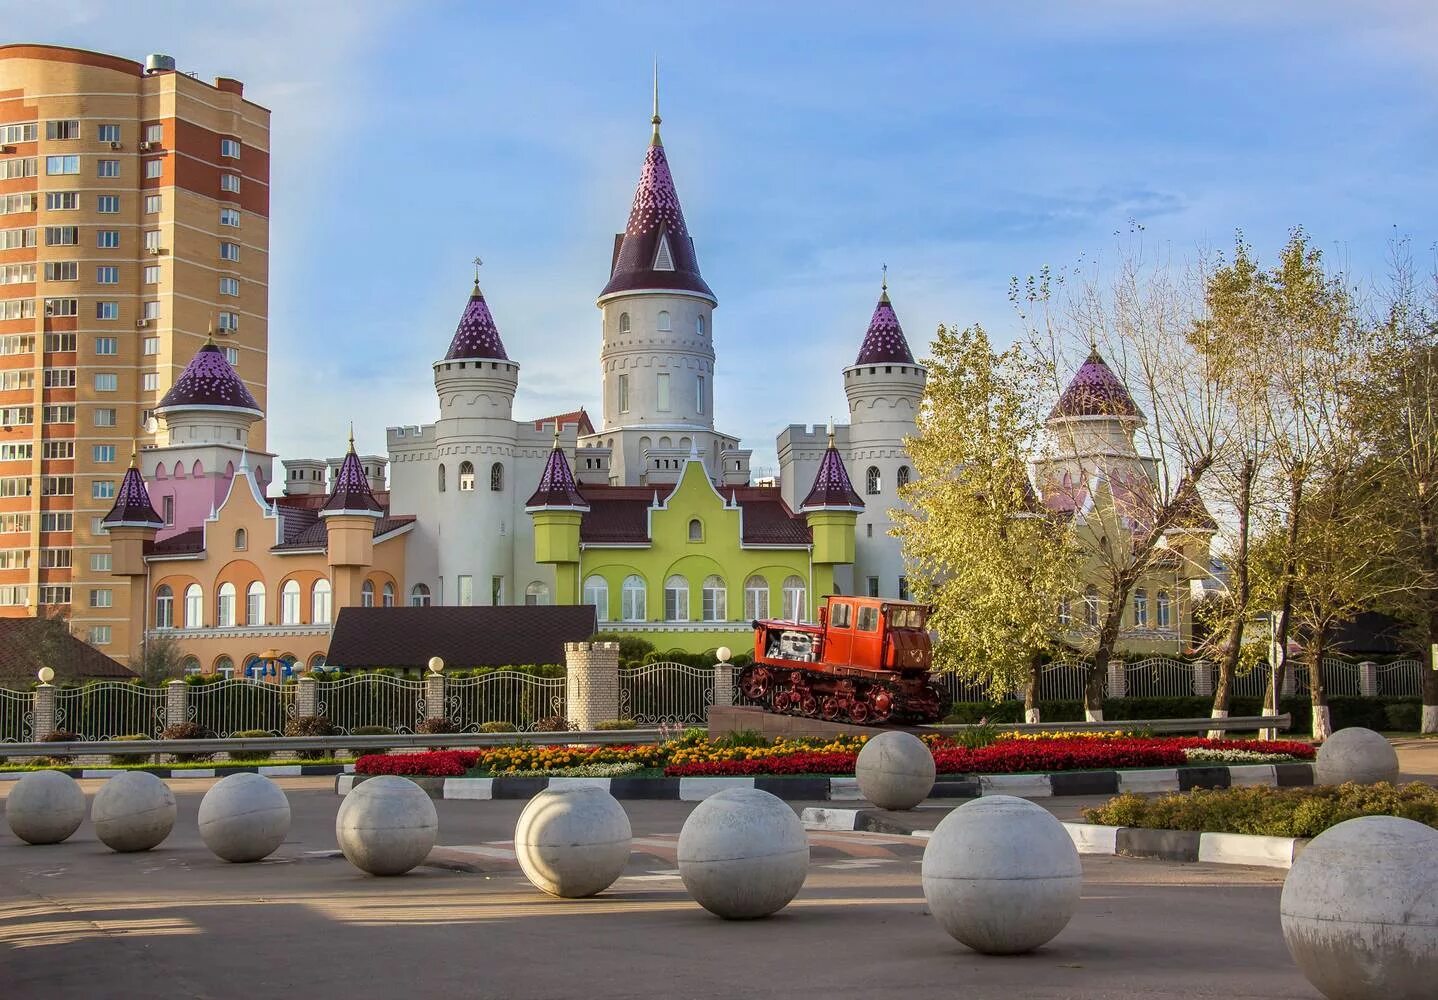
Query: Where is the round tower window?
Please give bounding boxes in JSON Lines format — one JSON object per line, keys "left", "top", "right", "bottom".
{"left": 618, "top": 312, "right": 630, "bottom": 334}
{"left": 657, "top": 311, "right": 671, "bottom": 332}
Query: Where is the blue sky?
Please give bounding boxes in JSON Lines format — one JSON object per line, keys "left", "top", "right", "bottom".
{"left": 7, "top": 2, "right": 1437, "bottom": 475}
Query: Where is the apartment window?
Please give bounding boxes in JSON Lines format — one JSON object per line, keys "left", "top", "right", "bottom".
{"left": 145, "top": 123, "right": 163, "bottom": 144}
{"left": 0, "top": 442, "right": 31, "bottom": 460}
{"left": 42, "top": 441, "right": 74, "bottom": 460}
{"left": 88, "top": 626, "right": 111, "bottom": 646}
{"left": 96, "top": 194, "right": 120, "bottom": 214}
{"left": 46, "top": 120, "right": 80, "bottom": 140}
{"left": 1083, "top": 585, "right": 1100, "bottom": 627}
{"left": 97, "top": 124, "right": 121, "bottom": 143}
{"left": 220, "top": 138, "right": 241, "bottom": 158}
{"left": 45, "top": 297, "right": 78, "bottom": 316}
{"left": 656, "top": 372, "right": 670, "bottom": 411}
{"left": 0, "top": 370, "right": 32, "bottom": 391}
{"left": 45, "top": 226, "right": 78, "bottom": 246}
{"left": 46, "top": 155, "right": 80, "bottom": 175}
{"left": 0, "top": 476, "right": 32, "bottom": 497}
{"left": 94, "top": 407, "right": 116, "bottom": 427}
{"left": 220, "top": 208, "right": 240, "bottom": 227}
{"left": 142, "top": 372, "right": 159, "bottom": 392}
{"left": 220, "top": 173, "right": 240, "bottom": 193}
{"left": 95, "top": 301, "right": 119, "bottom": 321}
{"left": 220, "top": 276, "right": 239, "bottom": 296}
{"left": 43, "top": 405, "right": 75, "bottom": 424}
{"left": 218, "top": 311, "right": 239, "bottom": 331}
{"left": 40, "top": 511, "right": 72, "bottom": 531}
{"left": 95, "top": 337, "right": 118, "bottom": 356}
{"left": 93, "top": 444, "right": 116, "bottom": 463}
{"left": 143, "top": 230, "right": 160, "bottom": 251}
{"left": 144, "top": 159, "right": 163, "bottom": 179}
{"left": 140, "top": 336, "right": 158, "bottom": 356}
{"left": 1, "top": 228, "right": 35, "bottom": 250}
{"left": 90, "top": 553, "right": 112, "bottom": 574}
{"left": 45, "top": 191, "right": 78, "bottom": 210}
{"left": 0, "top": 334, "right": 35, "bottom": 354}
{"left": 39, "top": 585, "right": 70, "bottom": 606}
{"left": 697, "top": 374, "right": 705, "bottom": 414}
{"left": 40, "top": 475, "right": 72, "bottom": 495}
{"left": 40, "top": 547, "right": 72, "bottom": 568}
{"left": 0, "top": 406, "right": 34, "bottom": 426}
{"left": 1133, "top": 589, "right": 1149, "bottom": 627}
{"left": 44, "top": 261, "right": 78, "bottom": 281}
{"left": 0, "top": 549, "right": 29, "bottom": 569}
{"left": 898, "top": 576, "right": 911, "bottom": 600}
{"left": 220, "top": 241, "right": 240, "bottom": 261}
{"left": 144, "top": 194, "right": 162, "bottom": 214}
{"left": 0, "top": 157, "right": 37, "bottom": 180}
{"left": 0, "top": 585, "right": 30, "bottom": 607}
{"left": 617, "top": 373, "right": 629, "bottom": 413}
{"left": 224, "top": 347, "right": 239, "bottom": 366}
{"left": 0, "top": 264, "right": 37, "bottom": 285}
{"left": 0, "top": 194, "right": 32, "bottom": 216}
{"left": 94, "top": 372, "right": 118, "bottom": 391}
{"left": 1, "top": 123, "right": 37, "bottom": 143}
{"left": 96, "top": 265, "right": 119, "bottom": 284}
{"left": 92, "top": 480, "right": 116, "bottom": 500}
{"left": 44, "top": 368, "right": 76, "bottom": 388}
{"left": 0, "top": 298, "right": 34, "bottom": 319}
{"left": 44, "top": 333, "right": 75, "bottom": 352}
{"left": 143, "top": 265, "right": 160, "bottom": 284}
{"left": 96, "top": 230, "right": 120, "bottom": 249}
{"left": 97, "top": 159, "right": 120, "bottom": 178}
{"left": 142, "top": 301, "right": 160, "bottom": 320}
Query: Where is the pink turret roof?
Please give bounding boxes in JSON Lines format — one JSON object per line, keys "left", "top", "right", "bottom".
{"left": 102, "top": 460, "right": 163, "bottom": 529}
{"left": 321, "top": 437, "right": 383, "bottom": 517}
{"left": 853, "top": 284, "right": 915, "bottom": 365}
{"left": 156, "top": 342, "right": 261, "bottom": 416}
{"left": 443, "top": 282, "right": 510, "bottom": 361}
{"left": 1050, "top": 349, "right": 1142, "bottom": 420}
{"left": 526, "top": 434, "right": 589, "bottom": 510}
{"left": 801, "top": 433, "right": 865, "bottom": 511}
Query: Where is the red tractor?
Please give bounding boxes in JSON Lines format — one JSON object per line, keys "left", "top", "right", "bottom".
{"left": 738, "top": 596, "right": 950, "bottom": 725}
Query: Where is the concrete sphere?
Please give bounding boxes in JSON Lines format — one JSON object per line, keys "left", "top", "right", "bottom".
{"left": 514, "top": 786, "right": 632, "bottom": 898}
{"left": 1281, "top": 815, "right": 1438, "bottom": 999}
{"left": 1315, "top": 727, "right": 1400, "bottom": 786}
{"left": 335, "top": 775, "right": 438, "bottom": 876}
{"left": 5, "top": 770, "right": 85, "bottom": 845}
{"left": 677, "top": 787, "right": 809, "bottom": 919}
{"left": 855, "top": 731, "right": 936, "bottom": 810}
{"left": 198, "top": 773, "right": 291, "bottom": 863}
{"left": 91, "top": 771, "right": 176, "bottom": 853}
{"left": 922, "top": 795, "right": 1082, "bottom": 954}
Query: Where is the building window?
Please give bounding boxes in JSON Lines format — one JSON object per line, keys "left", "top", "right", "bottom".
{"left": 688, "top": 518, "right": 703, "bottom": 542}
{"left": 866, "top": 576, "right": 880, "bottom": 598}
{"left": 1083, "top": 585, "right": 1100, "bottom": 627}
{"left": 866, "top": 466, "right": 881, "bottom": 495}
{"left": 45, "top": 296, "right": 78, "bottom": 316}
{"left": 224, "top": 348, "right": 239, "bottom": 366}
{"left": 185, "top": 584, "right": 204, "bottom": 628}
{"left": 97, "top": 230, "right": 120, "bottom": 248}
{"left": 897, "top": 465, "right": 911, "bottom": 488}
{"left": 88, "top": 626, "right": 112, "bottom": 646}
{"left": 145, "top": 123, "right": 163, "bottom": 144}
{"left": 898, "top": 576, "right": 911, "bottom": 601}
{"left": 220, "top": 276, "right": 239, "bottom": 296}
{"left": 142, "top": 372, "right": 159, "bottom": 392}
{"left": 44, "top": 368, "right": 76, "bottom": 388}
{"left": 618, "top": 312, "right": 630, "bottom": 334}
{"left": 409, "top": 583, "right": 431, "bottom": 607}
{"left": 457, "top": 574, "right": 474, "bottom": 606}
{"left": 220, "top": 208, "right": 240, "bottom": 227}
{"left": 44, "top": 226, "right": 77, "bottom": 247}
{"left": 782, "top": 575, "right": 807, "bottom": 622}
{"left": 458, "top": 461, "right": 475, "bottom": 491}
{"left": 46, "top": 155, "right": 80, "bottom": 175}
{"left": 218, "top": 311, "right": 238, "bottom": 331}
{"left": 220, "top": 173, "right": 241, "bottom": 193}
{"left": 617, "top": 373, "right": 629, "bottom": 413}
{"left": 220, "top": 241, "right": 240, "bottom": 261}
{"left": 1157, "top": 591, "right": 1172, "bottom": 629}
{"left": 92, "top": 444, "right": 116, "bottom": 463}
{"left": 245, "top": 582, "right": 265, "bottom": 625}
{"left": 583, "top": 576, "right": 608, "bottom": 621}
{"left": 91, "top": 552, "right": 112, "bottom": 571}
{"left": 144, "top": 264, "right": 161, "bottom": 284}
{"left": 312, "top": 579, "right": 332, "bottom": 624}
{"left": 155, "top": 585, "right": 174, "bottom": 629}
{"left": 233, "top": 527, "right": 247, "bottom": 551}
{"left": 142, "top": 301, "right": 160, "bottom": 320}
{"left": 94, "top": 372, "right": 117, "bottom": 391}
{"left": 97, "top": 159, "right": 120, "bottom": 177}
{"left": 744, "top": 575, "right": 769, "bottom": 620}
{"left": 96, "top": 265, "right": 119, "bottom": 284}
{"left": 94, "top": 408, "right": 116, "bottom": 427}
{"left": 621, "top": 575, "right": 646, "bottom": 621}
{"left": 657, "top": 310, "right": 671, "bottom": 332}
{"left": 215, "top": 582, "right": 236, "bottom": 628}
{"left": 664, "top": 575, "right": 689, "bottom": 622}
{"left": 144, "top": 159, "right": 163, "bottom": 179}
{"left": 96, "top": 194, "right": 120, "bottom": 214}
{"left": 161, "top": 495, "right": 174, "bottom": 525}
{"left": 46, "top": 119, "right": 80, "bottom": 140}
{"left": 701, "top": 575, "right": 727, "bottom": 622}
{"left": 144, "top": 194, "right": 162, "bottom": 214}
{"left": 697, "top": 375, "right": 705, "bottom": 415}
{"left": 524, "top": 581, "right": 551, "bottom": 606}
{"left": 697, "top": 314, "right": 706, "bottom": 336}
{"left": 281, "top": 580, "right": 301, "bottom": 624}
{"left": 361, "top": 579, "right": 375, "bottom": 608}
{"left": 143, "top": 337, "right": 159, "bottom": 355}
{"left": 92, "top": 480, "right": 116, "bottom": 500}
{"left": 144, "top": 229, "right": 161, "bottom": 251}
{"left": 382, "top": 582, "right": 395, "bottom": 607}
{"left": 1058, "top": 596, "right": 1072, "bottom": 625}
{"left": 96, "top": 301, "right": 119, "bottom": 321}
{"left": 44, "top": 191, "right": 77, "bottom": 211}
{"left": 656, "top": 372, "right": 670, "bottom": 411}
{"left": 491, "top": 576, "right": 504, "bottom": 605}
{"left": 490, "top": 462, "right": 503, "bottom": 491}
{"left": 220, "top": 138, "right": 241, "bottom": 158}
{"left": 437, "top": 463, "right": 446, "bottom": 492}
{"left": 1133, "top": 589, "right": 1149, "bottom": 627}
{"left": 97, "top": 124, "right": 121, "bottom": 143}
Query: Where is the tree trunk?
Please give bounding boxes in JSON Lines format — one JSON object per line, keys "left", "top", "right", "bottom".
{"left": 1088, "top": 615, "right": 1123, "bottom": 722}
{"left": 1418, "top": 498, "right": 1438, "bottom": 733}
{"left": 1213, "top": 458, "right": 1254, "bottom": 720}
{"left": 1265, "top": 473, "right": 1305, "bottom": 718}
{"left": 1309, "top": 631, "right": 1332, "bottom": 741}
{"left": 1024, "top": 657, "right": 1041, "bottom": 724}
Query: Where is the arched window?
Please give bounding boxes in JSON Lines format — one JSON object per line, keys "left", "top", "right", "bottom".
{"left": 234, "top": 527, "right": 247, "bottom": 550}
{"left": 781, "top": 575, "right": 807, "bottom": 622}
{"left": 154, "top": 584, "right": 174, "bottom": 629}
{"left": 697, "top": 314, "right": 705, "bottom": 336}
{"left": 744, "top": 575, "right": 769, "bottom": 621}
{"left": 1083, "top": 584, "right": 1099, "bottom": 627}
{"left": 437, "top": 463, "right": 446, "bottom": 492}
{"left": 308, "top": 653, "right": 326, "bottom": 669}
{"left": 281, "top": 580, "right": 301, "bottom": 624}
{"left": 458, "top": 461, "right": 475, "bottom": 491}
{"left": 688, "top": 518, "right": 703, "bottom": 542}
{"left": 215, "top": 655, "right": 234, "bottom": 677}
{"left": 618, "top": 312, "right": 630, "bottom": 334}
{"left": 664, "top": 575, "right": 689, "bottom": 621}
{"left": 657, "top": 310, "right": 671, "bottom": 332}
{"left": 246, "top": 581, "right": 265, "bottom": 626}
{"left": 361, "top": 580, "right": 375, "bottom": 608}
{"left": 621, "top": 574, "right": 646, "bottom": 621}
{"left": 217, "top": 582, "right": 236, "bottom": 627}
{"left": 184, "top": 583, "right": 204, "bottom": 628}
{"left": 584, "top": 575, "right": 609, "bottom": 621}
{"left": 490, "top": 462, "right": 503, "bottom": 492}
{"left": 382, "top": 582, "right": 395, "bottom": 607}
{"left": 1133, "top": 588, "right": 1149, "bottom": 627}
{"left": 181, "top": 655, "right": 201, "bottom": 675}
{"left": 410, "top": 583, "right": 431, "bottom": 607}
{"left": 866, "top": 466, "right": 881, "bottom": 495}
{"left": 1157, "top": 591, "right": 1172, "bottom": 629}
{"left": 897, "top": 465, "right": 911, "bottom": 489}
{"left": 312, "top": 579, "right": 332, "bottom": 624}
{"left": 701, "top": 575, "right": 727, "bottom": 622}
{"left": 524, "top": 581, "right": 551, "bottom": 606}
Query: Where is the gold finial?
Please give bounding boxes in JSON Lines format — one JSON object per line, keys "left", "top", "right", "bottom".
{"left": 472, "top": 256, "right": 483, "bottom": 290}
{"left": 552, "top": 422, "right": 561, "bottom": 448}
{"left": 826, "top": 419, "right": 835, "bottom": 447}
{"left": 347, "top": 422, "right": 355, "bottom": 453}
{"left": 206, "top": 316, "right": 215, "bottom": 345}
{"left": 879, "top": 263, "right": 890, "bottom": 304}
{"left": 129, "top": 439, "right": 138, "bottom": 468}
{"left": 650, "top": 58, "right": 662, "bottom": 146}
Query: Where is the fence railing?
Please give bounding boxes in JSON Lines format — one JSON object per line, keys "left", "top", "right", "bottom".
{"left": 1125, "top": 657, "right": 1197, "bottom": 698}
{"left": 187, "top": 679, "right": 296, "bottom": 737}
{"left": 316, "top": 675, "right": 426, "bottom": 735}
{"left": 55, "top": 682, "right": 166, "bottom": 740}
{"left": 620, "top": 662, "right": 715, "bottom": 726}
{"left": 446, "top": 671, "right": 565, "bottom": 731}
{"left": 1377, "top": 660, "right": 1425, "bottom": 697}
{"left": 0, "top": 686, "right": 31, "bottom": 742}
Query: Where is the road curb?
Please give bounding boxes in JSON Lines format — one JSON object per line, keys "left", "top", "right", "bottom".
{"left": 0, "top": 763, "right": 355, "bottom": 780}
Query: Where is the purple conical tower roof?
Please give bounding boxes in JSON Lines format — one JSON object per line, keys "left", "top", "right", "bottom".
{"left": 525, "top": 435, "right": 589, "bottom": 510}
{"left": 853, "top": 285, "right": 915, "bottom": 365}
{"left": 321, "top": 440, "right": 383, "bottom": 517}
{"left": 599, "top": 124, "right": 714, "bottom": 301}
{"left": 156, "top": 343, "right": 262, "bottom": 416}
{"left": 443, "top": 283, "right": 510, "bottom": 361}
{"left": 102, "top": 461, "right": 164, "bottom": 529}
{"left": 1050, "top": 349, "right": 1142, "bottom": 421}
{"left": 801, "top": 434, "right": 865, "bottom": 511}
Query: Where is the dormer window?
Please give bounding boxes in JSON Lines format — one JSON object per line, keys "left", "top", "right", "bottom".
{"left": 653, "top": 234, "right": 674, "bottom": 271}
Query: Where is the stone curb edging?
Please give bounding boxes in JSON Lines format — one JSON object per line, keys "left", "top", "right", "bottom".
{"left": 800, "top": 806, "right": 1308, "bottom": 869}
{"left": 335, "top": 761, "right": 1314, "bottom": 802}
{"left": 0, "top": 764, "right": 356, "bottom": 781}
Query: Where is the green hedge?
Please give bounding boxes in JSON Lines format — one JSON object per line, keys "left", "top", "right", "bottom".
{"left": 944, "top": 696, "right": 1424, "bottom": 732}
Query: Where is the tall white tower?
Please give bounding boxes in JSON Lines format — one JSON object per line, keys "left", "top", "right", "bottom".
{"left": 581, "top": 72, "right": 749, "bottom": 487}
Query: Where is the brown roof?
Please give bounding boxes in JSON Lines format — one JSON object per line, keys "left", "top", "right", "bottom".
{"left": 533, "top": 409, "right": 595, "bottom": 435}
{"left": 325, "top": 605, "right": 597, "bottom": 669}
{"left": 0, "top": 618, "right": 136, "bottom": 684}
{"left": 577, "top": 483, "right": 810, "bottom": 546}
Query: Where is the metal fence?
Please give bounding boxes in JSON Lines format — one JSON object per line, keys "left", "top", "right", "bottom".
{"left": 55, "top": 682, "right": 167, "bottom": 740}
{"left": 187, "top": 680, "right": 296, "bottom": 737}
{"left": 1124, "top": 657, "right": 1196, "bottom": 698}
{"left": 1378, "top": 660, "right": 1425, "bottom": 697}
{"left": 620, "top": 662, "right": 715, "bottom": 726}
{"left": 446, "top": 671, "right": 565, "bottom": 731}
{"left": 317, "top": 675, "right": 426, "bottom": 735}
{"left": 0, "top": 686, "right": 30, "bottom": 742}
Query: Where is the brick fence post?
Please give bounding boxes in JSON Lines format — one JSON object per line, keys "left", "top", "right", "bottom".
{"left": 1281, "top": 660, "right": 1297, "bottom": 697}
{"left": 1193, "top": 660, "right": 1213, "bottom": 698}
{"left": 565, "top": 642, "right": 619, "bottom": 730}
{"left": 1358, "top": 661, "right": 1378, "bottom": 697}
{"left": 165, "top": 679, "right": 188, "bottom": 729}
{"left": 32, "top": 681, "right": 56, "bottom": 739}
{"left": 425, "top": 667, "right": 447, "bottom": 722}
{"left": 713, "top": 647, "right": 735, "bottom": 711}
{"left": 1106, "top": 659, "right": 1126, "bottom": 699}
{"left": 295, "top": 676, "right": 317, "bottom": 718}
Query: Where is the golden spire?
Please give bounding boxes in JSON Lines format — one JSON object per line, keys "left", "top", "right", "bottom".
{"left": 552, "top": 421, "right": 561, "bottom": 449}
{"left": 206, "top": 316, "right": 216, "bottom": 345}
{"left": 347, "top": 422, "right": 356, "bottom": 454}
{"left": 826, "top": 419, "right": 835, "bottom": 447}
{"left": 129, "top": 439, "right": 138, "bottom": 468}
{"left": 650, "top": 58, "right": 662, "bottom": 147}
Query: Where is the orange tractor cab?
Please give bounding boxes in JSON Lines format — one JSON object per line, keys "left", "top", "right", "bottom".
{"left": 738, "top": 596, "right": 948, "bottom": 725}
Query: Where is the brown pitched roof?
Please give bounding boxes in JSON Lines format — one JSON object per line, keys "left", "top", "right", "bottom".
{"left": 575, "top": 483, "right": 810, "bottom": 546}
{"left": 325, "top": 605, "right": 597, "bottom": 669}
{"left": 0, "top": 618, "right": 137, "bottom": 684}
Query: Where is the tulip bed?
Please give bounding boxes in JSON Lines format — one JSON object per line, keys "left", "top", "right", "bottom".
{"left": 354, "top": 733, "right": 1313, "bottom": 778}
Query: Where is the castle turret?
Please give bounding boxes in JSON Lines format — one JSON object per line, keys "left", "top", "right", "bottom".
{"left": 433, "top": 277, "right": 519, "bottom": 419}
{"left": 155, "top": 337, "right": 264, "bottom": 447}
{"left": 800, "top": 429, "right": 863, "bottom": 609}
{"left": 525, "top": 431, "right": 590, "bottom": 605}
{"left": 101, "top": 453, "right": 164, "bottom": 664}
{"left": 320, "top": 433, "right": 384, "bottom": 611}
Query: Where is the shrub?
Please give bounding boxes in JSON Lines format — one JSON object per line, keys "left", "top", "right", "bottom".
{"left": 534, "top": 715, "right": 576, "bottom": 732}
{"left": 593, "top": 719, "right": 637, "bottom": 731}
{"left": 679, "top": 726, "right": 708, "bottom": 747}
{"left": 712, "top": 728, "right": 767, "bottom": 749}
{"left": 349, "top": 725, "right": 395, "bottom": 755}
{"left": 592, "top": 632, "right": 656, "bottom": 666}
{"left": 285, "top": 715, "right": 339, "bottom": 759}
{"left": 942, "top": 695, "right": 1423, "bottom": 732}
{"left": 39, "top": 729, "right": 80, "bottom": 765}
{"left": 1384, "top": 702, "right": 1421, "bottom": 733}
{"left": 161, "top": 721, "right": 217, "bottom": 762}
{"left": 230, "top": 729, "right": 275, "bottom": 761}
{"left": 416, "top": 717, "right": 458, "bottom": 735}
{"left": 952, "top": 719, "right": 999, "bottom": 750}
{"left": 478, "top": 721, "right": 518, "bottom": 734}
{"left": 108, "top": 733, "right": 151, "bottom": 766}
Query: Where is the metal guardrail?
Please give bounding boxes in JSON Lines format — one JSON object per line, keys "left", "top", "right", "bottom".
{"left": 926, "top": 714, "right": 1292, "bottom": 735}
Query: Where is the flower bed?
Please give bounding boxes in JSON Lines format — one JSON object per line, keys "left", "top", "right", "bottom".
{"left": 353, "top": 733, "right": 1313, "bottom": 779}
